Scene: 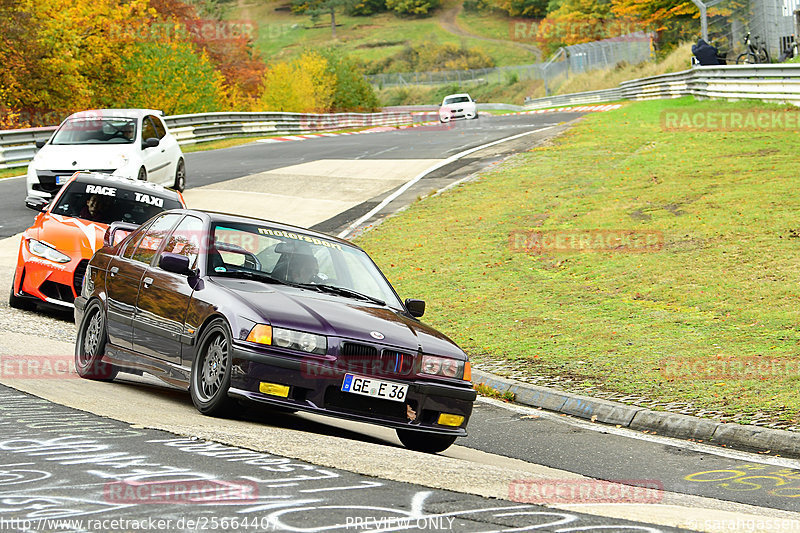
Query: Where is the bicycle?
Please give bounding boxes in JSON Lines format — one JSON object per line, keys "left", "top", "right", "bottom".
{"left": 736, "top": 32, "right": 771, "bottom": 64}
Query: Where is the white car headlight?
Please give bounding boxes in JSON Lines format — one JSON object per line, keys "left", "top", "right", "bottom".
{"left": 246, "top": 325, "right": 327, "bottom": 355}
{"left": 420, "top": 355, "right": 465, "bottom": 379}
{"left": 27, "top": 239, "right": 71, "bottom": 263}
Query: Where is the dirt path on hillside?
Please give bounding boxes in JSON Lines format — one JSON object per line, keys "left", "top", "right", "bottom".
{"left": 237, "top": 0, "right": 255, "bottom": 23}
{"left": 437, "top": 3, "right": 542, "bottom": 61}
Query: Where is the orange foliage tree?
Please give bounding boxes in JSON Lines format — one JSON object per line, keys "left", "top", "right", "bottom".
{"left": 610, "top": 0, "right": 698, "bottom": 49}
{"left": 0, "top": 0, "right": 153, "bottom": 127}
{"left": 147, "top": 0, "right": 267, "bottom": 108}
{"left": 535, "top": 0, "right": 648, "bottom": 54}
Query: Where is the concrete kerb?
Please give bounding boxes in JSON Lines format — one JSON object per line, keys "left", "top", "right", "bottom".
{"left": 471, "top": 369, "right": 800, "bottom": 457}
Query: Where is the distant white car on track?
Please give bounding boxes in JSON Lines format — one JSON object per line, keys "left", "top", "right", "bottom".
{"left": 26, "top": 109, "right": 186, "bottom": 200}
{"left": 439, "top": 93, "right": 478, "bottom": 123}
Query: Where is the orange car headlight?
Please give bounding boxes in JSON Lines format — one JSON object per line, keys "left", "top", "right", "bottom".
{"left": 27, "top": 239, "right": 71, "bottom": 263}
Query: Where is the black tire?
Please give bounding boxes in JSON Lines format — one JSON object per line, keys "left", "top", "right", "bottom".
{"left": 173, "top": 158, "right": 186, "bottom": 192}
{"left": 736, "top": 52, "right": 752, "bottom": 64}
{"left": 74, "top": 301, "right": 118, "bottom": 381}
{"left": 137, "top": 167, "right": 147, "bottom": 181}
{"left": 757, "top": 46, "right": 770, "bottom": 64}
{"left": 9, "top": 270, "right": 35, "bottom": 311}
{"left": 190, "top": 318, "right": 235, "bottom": 416}
{"left": 396, "top": 429, "right": 458, "bottom": 453}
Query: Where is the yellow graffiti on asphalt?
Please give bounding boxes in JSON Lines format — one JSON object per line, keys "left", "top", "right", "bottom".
{"left": 685, "top": 463, "right": 800, "bottom": 497}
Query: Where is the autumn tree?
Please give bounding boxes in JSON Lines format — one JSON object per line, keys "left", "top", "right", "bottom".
{"left": 530, "top": 0, "right": 649, "bottom": 53}
{"left": 147, "top": 0, "right": 267, "bottom": 106}
{"left": 260, "top": 52, "right": 336, "bottom": 112}
{"left": 118, "top": 40, "right": 226, "bottom": 115}
{"left": 0, "top": 0, "right": 154, "bottom": 126}
{"left": 610, "top": 0, "right": 697, "bottom": 48}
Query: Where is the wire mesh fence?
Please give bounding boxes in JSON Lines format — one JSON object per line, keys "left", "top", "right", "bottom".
{"left": 704, "top": 0, "right": 799, "bottom": 62}
{"left": 367, "top": 33, "right": 655, "bottom": 90}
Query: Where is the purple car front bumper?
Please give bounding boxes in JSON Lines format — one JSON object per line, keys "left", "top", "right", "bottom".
{"left": 229, "top": 342, "right": 476, "bottom": 436}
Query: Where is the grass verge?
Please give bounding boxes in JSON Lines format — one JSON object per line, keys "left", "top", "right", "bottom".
{"left": 355, "top": 96, "right": 800, "bottom": 424}
{"left": 0, "top": 168, "right": 24, "bottom": 180}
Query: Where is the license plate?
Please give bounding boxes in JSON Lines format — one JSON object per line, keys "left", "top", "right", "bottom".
{"left": 55, "top": 175, "right": 70, "bottom": 185}
{"left": 341, "top": 374, "right": 408, "bottom": 402}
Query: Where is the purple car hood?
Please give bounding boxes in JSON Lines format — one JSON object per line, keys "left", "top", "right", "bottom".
{"left": 215, "top": 279, "right": 465, "bottom": 360}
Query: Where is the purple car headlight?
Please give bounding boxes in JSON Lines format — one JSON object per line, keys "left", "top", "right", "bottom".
{"left": 420, "top": 355, "right": 467, "bottom": 379}
{"left": 246, "top": 325, "right": 327, "bottom": 355}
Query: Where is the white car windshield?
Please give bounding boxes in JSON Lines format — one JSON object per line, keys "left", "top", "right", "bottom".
{"left": 210, "top": 223, "right": 404, "bottom": 309}
{"left": 444, "top": 96, "right": 471, "bottom": 104}
{"left": 51, "top": 118, "right": 137, "bottom": 145}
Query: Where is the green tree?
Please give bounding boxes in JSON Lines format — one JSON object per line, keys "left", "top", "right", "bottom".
{"left": 385, "top": 0, "right": 440, "bottom": 16}
{"left": 119, "top": 40, "right": 226, "bottom": 115}
{"left": 321, "top": 49, "right": 379, "bottom": 111}
{"left": 347, "top": 0, "right": 387, "bottom": 15}
{"left": 491, "top": 0, "right": 548, "bottom": 17}
{"left": 292, "top": 0, "right": 356, "bottom": 38}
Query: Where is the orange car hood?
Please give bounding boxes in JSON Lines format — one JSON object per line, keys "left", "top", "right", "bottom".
{"left": 32, "top": 214, "right": 108, "bottom": 256}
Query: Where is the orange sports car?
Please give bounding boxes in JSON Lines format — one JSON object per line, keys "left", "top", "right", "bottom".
{"left": 10, "top": 172, "right": 185, "bottom": 310}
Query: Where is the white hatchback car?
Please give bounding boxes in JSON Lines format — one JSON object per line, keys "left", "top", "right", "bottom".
{"left": 439, "top": 93, "right": 478, "bottom": 122}
{"left": 26, "top": 109, "right": 185, "bottom": 199}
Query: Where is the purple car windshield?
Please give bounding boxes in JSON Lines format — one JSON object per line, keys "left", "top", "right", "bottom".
{"left": 210, "top": 223, "right": 403, "bottom": 308}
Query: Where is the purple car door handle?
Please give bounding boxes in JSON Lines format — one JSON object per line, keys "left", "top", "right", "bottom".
{"left": 110, "top": 266, "right": 119, "bottom": 276}
{"left": 143, "top": 277, "right": 153, "bottom": 288}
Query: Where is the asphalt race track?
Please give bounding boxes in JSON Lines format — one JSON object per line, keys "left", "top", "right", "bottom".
{"left": 0, "top": 113, "right": 798, "bottom": 532}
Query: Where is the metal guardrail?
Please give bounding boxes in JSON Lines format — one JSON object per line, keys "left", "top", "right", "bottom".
{"left": 0, "top": 111, "right": 413, "bottom": 170}
{"left": 620, "top": 64, "right": 800, "bottom": 105}
{"left": 524, "top": 88, "right": 625, "bottom": 109}
{"left": 524, "top": 64, "right": 800, "bottom": 109}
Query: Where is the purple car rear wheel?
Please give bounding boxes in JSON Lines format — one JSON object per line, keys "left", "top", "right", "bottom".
{"left": 75, "top": 300, "right": 118, "bottom": 381}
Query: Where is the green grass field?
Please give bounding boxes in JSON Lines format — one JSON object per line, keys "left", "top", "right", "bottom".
{"left": 234, "top": 1, "right": 536, "bottom": 67}
{"left": 355, "top": 97, "right": 800, "bottom": 424}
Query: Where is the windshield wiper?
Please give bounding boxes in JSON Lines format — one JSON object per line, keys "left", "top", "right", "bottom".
{"left": 297, "top": 283, "right": 385, "bottom": 306}
{"left": 213, "top": 270, "right": 289, "bottom": 285}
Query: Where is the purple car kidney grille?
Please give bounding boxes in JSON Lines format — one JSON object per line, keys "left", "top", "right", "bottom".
{"left": 339, "top": 342, "right": 417, "bottom": 378}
